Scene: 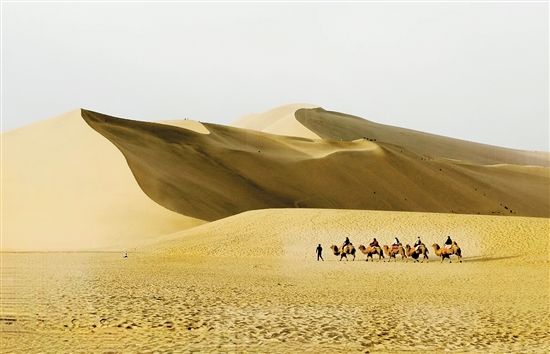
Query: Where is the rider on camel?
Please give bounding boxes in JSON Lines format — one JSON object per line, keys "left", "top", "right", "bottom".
{"left": 414, "top": 236, "right": 422, "bottom": 250}
{"left": 392, "top": 237, "right": 400, "bottom": 248}
{"left": 342, "top": 237, "right": 351, "bottom": 250}
{"left": 444, "top": 236, "right": 453, "bottom": 249}
{"left": 369, "top": 238, "right": 379, "bottom": 248}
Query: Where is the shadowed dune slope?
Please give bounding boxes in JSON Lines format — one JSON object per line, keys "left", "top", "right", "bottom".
{"left": 2, "top": 110, "right": 206, "bottom": 251}
{"left": 82, "top": 109, "right": 550, "bottom": 220}
{"left": 296, "top": 108, "right": 550, "bottom": 167}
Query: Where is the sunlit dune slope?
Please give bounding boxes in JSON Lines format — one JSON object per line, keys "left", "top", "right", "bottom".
{"left": 295, "top": 107, "right": 550, "bottom": 167}
{"left": 82, "top": 109, "right": 549, "bottom": 220}
{"left": 2, "top": 110, "right": 206, "bottom": 251}
{"left": 143, "top": 208, "right": 549, "bottom": 263}
{"left": 231, "top": 103, "right": 320, "bottom": 139}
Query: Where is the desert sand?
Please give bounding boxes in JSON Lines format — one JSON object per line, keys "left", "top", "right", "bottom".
{"left": 2, "top": 210, "right": 549, "bottom": 353}
{"left": 2, "top": 110, "right": 206, "bottom": 251}
{"left": 2, "top": 104, "right": 549, "bottom": 353}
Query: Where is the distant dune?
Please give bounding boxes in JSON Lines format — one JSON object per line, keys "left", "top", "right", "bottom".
{"left": 295, "top": 107, "right": 550, "bottom": 167}
{"left": 231, "top": 103, "right": 320, "bottom": 139}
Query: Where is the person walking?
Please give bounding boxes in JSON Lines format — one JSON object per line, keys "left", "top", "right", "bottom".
{"left": 316, "top": 244, "right": 324, "bottom": 261}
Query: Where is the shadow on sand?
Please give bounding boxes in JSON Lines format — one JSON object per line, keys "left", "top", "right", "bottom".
{"left": 462, "top": 255, "right": 521, "bottom": 263}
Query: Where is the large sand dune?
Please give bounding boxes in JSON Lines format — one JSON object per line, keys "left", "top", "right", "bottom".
{"left": 2, "top": 110, "right": 206, "bottom": 251}
{"left": 82, "top": 108, "right": 549, "bottom": 224}
{"left": 3, "top": 104, "right": 549, "bottom": 252}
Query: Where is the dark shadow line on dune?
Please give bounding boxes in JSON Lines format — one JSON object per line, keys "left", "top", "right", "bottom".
{"left": 462, "top": 255, "right": 522, "bottom": 263}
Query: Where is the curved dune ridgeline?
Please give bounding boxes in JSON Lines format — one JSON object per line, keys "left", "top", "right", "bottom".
{"left": 295, "top": 107, "right": 550, "bottom": 167}
{"left": 82, "top": 109, "right": 549, "bottom": 220}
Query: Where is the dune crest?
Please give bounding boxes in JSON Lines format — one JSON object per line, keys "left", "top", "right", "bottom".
{"left": 295, "top": 107, "right": 550, "bottom": 167}
{"left": 82, "top": 108, "right": 549, "bottom": 221}
{"left": 157, "top": 119, "right": 210, "bottom": 134}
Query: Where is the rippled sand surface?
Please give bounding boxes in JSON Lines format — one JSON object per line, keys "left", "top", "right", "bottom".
{"left": 2, "top": 252, "right": 548, "bottom": 352}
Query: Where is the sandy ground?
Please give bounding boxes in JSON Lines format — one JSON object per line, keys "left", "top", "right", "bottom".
{"left": 2, "top": 210, "right": 548, "bottom": 353}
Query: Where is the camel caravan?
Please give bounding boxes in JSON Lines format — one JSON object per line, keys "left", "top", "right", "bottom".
{"left": 329, "top": 236, "right": 462, "bottom": 263}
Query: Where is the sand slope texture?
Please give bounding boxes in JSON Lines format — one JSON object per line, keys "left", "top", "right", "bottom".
{"left": 2, "top": 110, "right": 206, "bottom": 251}
{"left": 82, "top": 108, "right": 549, "bottom": 224}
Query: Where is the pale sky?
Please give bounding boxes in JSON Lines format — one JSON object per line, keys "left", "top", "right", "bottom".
{"left": 2, "top": 1, "right": 549, "bottom": 151}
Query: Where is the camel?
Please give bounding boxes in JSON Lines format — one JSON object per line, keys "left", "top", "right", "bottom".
{"left": 330, "top": 244, "right": 356, "bottom": 261}
{"left": 358, "top": 245, "right": 385, "bottom": 262}
{"left": 382, "top": 244, "right": 407, "bottom": 262}
{"left": 405, "top": 244, "right": 429, "bottom": 263}
{"left": 432, "top": 242, "right": 462, "bottom": 263}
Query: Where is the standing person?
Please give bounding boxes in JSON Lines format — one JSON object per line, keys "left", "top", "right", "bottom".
{"left": 444, "top": 236, "right": 453, "bottom": 249}
{"left": 123, "top": 251, "right": 128, "bottom": 258}
{"left": 316, "top": 244, "right": 324, "bottom": 261}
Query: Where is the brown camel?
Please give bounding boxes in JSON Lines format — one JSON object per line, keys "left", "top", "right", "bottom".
{"left": 382, "top": 244, "right": 407, "bottom": 262}
{"left": 405, "top": 244, "right": 429, "bottom": 263}
{"left": 330, "top": 244, "right": 356, "bottom": 261}
{"left": 358, "top": 245, "right": 385, "bottom": 262}
{"left": 432, "top": 242, "right": 462, "bottom": 263}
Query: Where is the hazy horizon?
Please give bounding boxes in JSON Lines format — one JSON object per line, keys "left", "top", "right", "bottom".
{"left": 2, "top": 2, "right": 549, "bottom": 152}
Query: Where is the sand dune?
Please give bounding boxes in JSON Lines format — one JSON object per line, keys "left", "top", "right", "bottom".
{"left": 3, "top": 105, "right": 549, "bottom": 252}
{"left": 83, "top": 108, "right": 550, "bottom": 222}
{"left": 3, "top": 104, "right": 549, "bottom": 352}
{"left": 295, "top": 107, "right": 550, "bottom": 167}
{"left": 231, "top": 103, "right": 320, "bottom": 139}
{"left": 2, "top": 110, "right": 205, "bottom": 251}
{"left": 143, "top": 208, "right": 548, "bottom": 262}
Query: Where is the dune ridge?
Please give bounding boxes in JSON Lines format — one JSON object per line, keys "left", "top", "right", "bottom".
{"left": 82, "top": 108, "right": 550, "bottom": 223}
{"left": 295, "top": 107, "right": 550, "bottom": 167}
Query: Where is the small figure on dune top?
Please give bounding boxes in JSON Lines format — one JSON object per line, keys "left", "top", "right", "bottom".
{"left": 316, "top": 244, "right": 324, "bottom": 261}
